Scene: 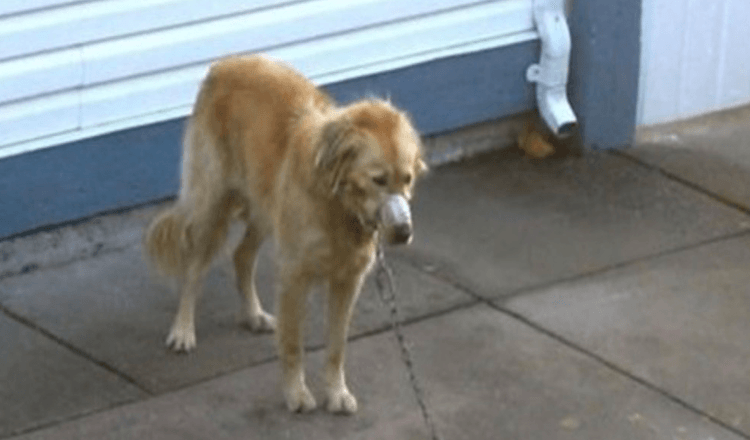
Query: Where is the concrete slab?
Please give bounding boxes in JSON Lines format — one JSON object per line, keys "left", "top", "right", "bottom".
{"left": 0, "top": 241, "right": 472, "bottom": 394}
{"left": 9, "top": 304, "right": 744, "bottom": 440}
{"left": 403, "top": 305, "right": 744, "bottom": 440}
{"left": 0, "top": 312, "right": 144, "bottom": 438}
{"left": 395, "top": 149, "right": 750, "bottom": 299}
{"left": 6, "top": 325, "right": 434, "bottom": 440}
{"left": 506, "top": 234, "right": 750, "bottom": 435}
{"left": 632, "top": 104, "right": 750, "bottom": 211}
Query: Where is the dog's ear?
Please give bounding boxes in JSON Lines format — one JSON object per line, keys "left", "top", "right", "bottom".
{"left": 315, "top": 117, "right": 360, "bottom": 194}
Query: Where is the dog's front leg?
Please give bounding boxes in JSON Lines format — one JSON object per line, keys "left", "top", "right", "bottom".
{"left": 277, "top": 270, "right": 317, "bottom": 412}
{"left": 324, "top": 274, "right": 364, "bottom": 414}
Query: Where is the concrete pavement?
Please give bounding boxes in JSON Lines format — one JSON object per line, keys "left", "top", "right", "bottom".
{"left": 2, "top": 106, "right": 750, "bottom": 439}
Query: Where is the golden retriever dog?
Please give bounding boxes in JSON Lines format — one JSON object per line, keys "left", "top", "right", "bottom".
{"left": 144, "top": 54, "right": 426, "bottom": 414}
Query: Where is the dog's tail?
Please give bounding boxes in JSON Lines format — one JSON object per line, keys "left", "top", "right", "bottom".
{"left": 143, "top": 205, "right": 190, "bottom": 278}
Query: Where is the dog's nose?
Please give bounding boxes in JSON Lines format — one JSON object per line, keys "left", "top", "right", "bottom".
{"left": 391, "top": 223, "right": 412, "bottom": 244}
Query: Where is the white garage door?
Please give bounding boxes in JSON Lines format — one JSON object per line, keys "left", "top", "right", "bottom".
{"left": 0, "top": 0, "right": 537, "bottom": 158}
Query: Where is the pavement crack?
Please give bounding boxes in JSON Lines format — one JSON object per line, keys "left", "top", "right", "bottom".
{"left": 486, "top": 303, "right": 750, "bottom": 440}
{"left": 0, "top": 303, "right": 151, "bottom": 396}
{"left": 394, "top": 236, "right": 750, "bottom": 439}
{"left": 0, "top": 245, "right": 133, "bottom": 282}
{"left": 501, "top": 228, "right": 750, "bottom": 302}
{"left": 611, "top": 149, "right": 750, "bottom": 218}
{"left": 397, "top": 229, "right": 750, "bottom": 305}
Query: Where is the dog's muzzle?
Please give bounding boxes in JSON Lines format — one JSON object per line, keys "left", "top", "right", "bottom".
{"left": 378, "top": 194, "right": 413, "bottom": 245}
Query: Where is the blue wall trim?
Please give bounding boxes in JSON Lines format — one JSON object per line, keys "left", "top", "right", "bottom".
{"left": 569, "top": 0, "right": 641, "bottom": 150}
{"left": 0, "top": 41, "right": 538, "bottom": 240}
{"left": 0, "top": 120, "right": 184, "bottom": 240}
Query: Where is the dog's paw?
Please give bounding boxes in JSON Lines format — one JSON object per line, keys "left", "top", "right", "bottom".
{"left": 326, "top": 386, "right": 358, "bottom": 414}
{"left": 166, "top": 325, "right": 196, "bottom": 352}
{"left": 284, "top": 384, "right": 317, "bottom": 413}
{"left": 244, "top": 311, "right": 277, "bottom": 333}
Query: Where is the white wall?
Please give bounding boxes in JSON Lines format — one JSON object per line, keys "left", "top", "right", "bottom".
{"left": 638, "top": 0, "right": 750, "bottom": 126}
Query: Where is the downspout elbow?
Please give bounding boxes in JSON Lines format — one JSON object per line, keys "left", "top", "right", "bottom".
{"left": 526, "top": 0, "right": 578, "bottom": 138}
{"left": 533, "top": 82, "right": 577, "bottom": 137}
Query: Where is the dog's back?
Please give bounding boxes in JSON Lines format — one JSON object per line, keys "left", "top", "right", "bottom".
{"left": 145, "top": 56, "right": 331, "bottom": 276}
{"left": 187, "top": 55, "right": 332, "bottom": 202}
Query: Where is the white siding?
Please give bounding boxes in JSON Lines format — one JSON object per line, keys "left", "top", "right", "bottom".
{"left": 0, "top": 0, "right": 537, "bottom": 157}
{"left": 638, "top": 0, "right": 750, "bottom": 126}
{"left": 0, "top": 0, "right": 79, "bottom": 17}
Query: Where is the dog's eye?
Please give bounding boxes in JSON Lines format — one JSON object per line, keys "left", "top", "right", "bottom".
{"left": 404, "top": 174, "right": 412, "bottom": 185}
{"left": 372, "top": 175, "right": 388, "bottom": 186}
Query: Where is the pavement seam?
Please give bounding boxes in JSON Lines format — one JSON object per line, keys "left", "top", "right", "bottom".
{"left": 162, "top": 297, "right": 481, "bottom": 393}
{"left": 501, "top": 228, "right": 750, "bottom": 302}
{"left": 611, "top": 149, "right": 750, "bottom": 217}
{"left": 0, "top": 303, "right": 152, "bottom": 397}
{"left": 0, "top": 290, "right": 479, "bottom": 439}
{"left": 487, "top": 304, "right": 750, "bottom": 440}
{"left": 398, "top": 250, "right": 750, "bottom": 439}
{"left": 167, "top": 297, "right": 481, "bottom": 394}
{"left": 0, "top": 398, "right": 146, "bottom": 440}
{"left": 397, "top": 228, "right": 750, "bottom": 305}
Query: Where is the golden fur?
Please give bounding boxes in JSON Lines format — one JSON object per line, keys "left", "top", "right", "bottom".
{"left": 144, "top": 54, "right": 426, "bottom": 414}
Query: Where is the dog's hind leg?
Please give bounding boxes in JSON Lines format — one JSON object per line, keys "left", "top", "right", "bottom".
{"left": 166, "top": 259, "right": 205, "bottom": 352}
{"left": 324, "top": 273, "right": 364, "bottom": 414}
{"left": 234, "top": 224, "right": 276, "bottom": 332}
{"left": 166, "top": 194, "right": 232, "bottom": 352}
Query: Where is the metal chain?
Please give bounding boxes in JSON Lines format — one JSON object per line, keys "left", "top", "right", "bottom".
{"left": 374, "top": 246, "right": 443, "bottom": 440}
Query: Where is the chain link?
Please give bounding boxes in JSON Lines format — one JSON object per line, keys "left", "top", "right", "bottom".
{"left": 374, "top": 246, "right": 443, "bottom": 440}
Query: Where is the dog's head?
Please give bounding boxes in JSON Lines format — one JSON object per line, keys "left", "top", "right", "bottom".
{"left": 314, "top": 99, "right": 427, "bottom": 245}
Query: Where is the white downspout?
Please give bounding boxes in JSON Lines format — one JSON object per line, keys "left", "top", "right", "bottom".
{"left": 526, "top": 0, "right": 578, "bottom": 137}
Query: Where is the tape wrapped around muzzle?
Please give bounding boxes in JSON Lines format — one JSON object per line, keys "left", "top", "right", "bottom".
{"left": 378, "top": 194, "right": 413, "bottom": 244}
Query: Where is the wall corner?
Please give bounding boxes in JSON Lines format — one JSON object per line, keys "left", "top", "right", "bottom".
{"left": 568, "top": 0, "right": 642, "bottom": 150}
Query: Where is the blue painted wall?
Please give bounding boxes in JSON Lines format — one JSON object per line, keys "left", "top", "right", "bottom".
{"left": 0, "top": 41, "right": 539, "bottom": 240}
{"left": 0, "top": 120, "right": 183, "bottom": 240}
